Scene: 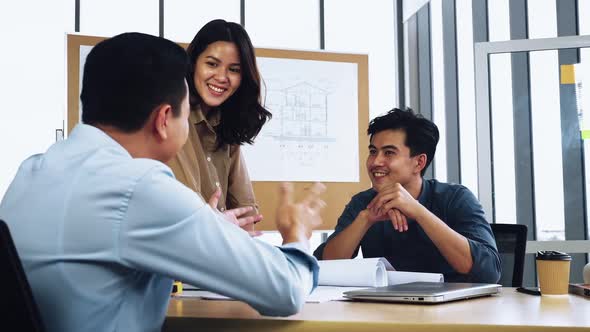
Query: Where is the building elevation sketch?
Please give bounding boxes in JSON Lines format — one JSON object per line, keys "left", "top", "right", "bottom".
{"left": 242, "top": 57, "right": 359, "bottom": 182}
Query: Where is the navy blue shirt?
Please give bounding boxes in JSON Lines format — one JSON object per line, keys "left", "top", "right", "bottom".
{"left": 314, "top": 179, "right": 501, "bottom": 283}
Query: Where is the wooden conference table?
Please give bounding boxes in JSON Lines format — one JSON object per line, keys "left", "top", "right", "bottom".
{"left": 163, "top": 288, "right": 590, "bottom": 332}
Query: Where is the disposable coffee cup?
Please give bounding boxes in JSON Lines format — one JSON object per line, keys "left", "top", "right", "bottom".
{"left": 536, "top": 251, "right": 571, "bottom": 295}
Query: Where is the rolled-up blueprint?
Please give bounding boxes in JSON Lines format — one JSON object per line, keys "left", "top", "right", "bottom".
{"left": 318, "top": 257, "right": 444, "bottom": 287}
{"left": 318, "top": 257, "right": 393, "bottom": 287}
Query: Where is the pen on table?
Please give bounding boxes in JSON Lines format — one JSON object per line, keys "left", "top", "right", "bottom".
{"left": 516, "top": 287, "right": 541, "bottom": 296}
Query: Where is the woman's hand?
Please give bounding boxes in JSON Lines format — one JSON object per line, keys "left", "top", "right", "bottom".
{"left": 208, "top": 188, "right": 263, "bottom": 237}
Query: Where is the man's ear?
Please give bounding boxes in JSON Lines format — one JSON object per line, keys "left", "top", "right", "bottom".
{"left": 415, "top": 153, "right": 427, "bottom": 174}
{"left": 153, "top": 104, "right": 173, "bottom": 140}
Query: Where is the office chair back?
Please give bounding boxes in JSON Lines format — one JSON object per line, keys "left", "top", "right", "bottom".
{"left": 0, "top": 220, "right": 45, "bottom": 331}
{"left": 491, "top": 223, "right": 527, "bottom": 287}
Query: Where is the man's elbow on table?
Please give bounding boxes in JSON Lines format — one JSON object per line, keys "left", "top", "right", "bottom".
{"left": 256, "top": 280, "right": 306, "bottom": 317}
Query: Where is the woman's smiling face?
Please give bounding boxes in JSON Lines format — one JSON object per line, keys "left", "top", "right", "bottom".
{"left": 193, "top": 41, "right": 242, "bottom": 109}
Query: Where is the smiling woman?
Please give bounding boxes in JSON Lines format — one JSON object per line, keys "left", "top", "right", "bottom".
{"left": 193, "top": 41, "right": 242, "bottom": 112}
{"left": 167, "top": 19, "right": 271, "bottom": 232}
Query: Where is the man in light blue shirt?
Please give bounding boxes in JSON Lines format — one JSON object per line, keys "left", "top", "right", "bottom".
{"left": 0, "top": 32, "right": 324, "bottom": 332}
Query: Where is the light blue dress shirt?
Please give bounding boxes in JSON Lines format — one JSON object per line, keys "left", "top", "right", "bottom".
{"left": 0, "top": 124, "right": 319, "bottom": 332}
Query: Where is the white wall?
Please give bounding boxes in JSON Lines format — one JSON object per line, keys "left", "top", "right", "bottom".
{"left": 246, "top": 0, "right": 319, "bottom": 50}
{"left": 164, "top": 0, "right": 240, "bottom": 43}
{"left": 80, "top": 0, "right": 159, "bottom": 37}
{"left": 0, "top": 0, "right": 74, "bottom": 201}
{"left": 325, "top": 0, "right": 398, "bottom": 119}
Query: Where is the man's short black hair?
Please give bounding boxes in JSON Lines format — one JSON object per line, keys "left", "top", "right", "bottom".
{"left": 81, "top": 32, "right": 189, "bottom": 132}
{"left": 367, "top": 108, "right": 440, "bottom": 176}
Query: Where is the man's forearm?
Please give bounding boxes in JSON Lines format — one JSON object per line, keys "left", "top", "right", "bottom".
{"left": 414, "top": 207, "right": 473, "bottom": 274}
{"left": 281, "top": 225, "right": 310, "bottom": 250}
{"left": 322, "top": 212, "right": 372, "bottom": 259}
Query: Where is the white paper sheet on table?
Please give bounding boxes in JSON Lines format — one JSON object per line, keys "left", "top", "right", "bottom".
{"left": 175, "top": 287, "right": 362, "bottom": 303}
{"left": 306, "top": 286, "right": 366, "bottom": 303}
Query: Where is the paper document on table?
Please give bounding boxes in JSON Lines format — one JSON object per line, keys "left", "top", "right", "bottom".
{"left": 176, "top": 287, "right": 358, "bottom": 303}
{"left": 318, "top": 257, "right": 393, "bottom": 287}
{"left": 306, "top": 286, "right": 366, "bottom": 303}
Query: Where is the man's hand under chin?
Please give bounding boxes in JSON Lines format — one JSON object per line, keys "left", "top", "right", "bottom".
{"left": 366, "top": 183, "right": 425, "bottom": 232}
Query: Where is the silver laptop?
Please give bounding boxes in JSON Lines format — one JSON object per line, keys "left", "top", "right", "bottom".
{"left": 343, "top": 282, "right": 501, "bottom": 304}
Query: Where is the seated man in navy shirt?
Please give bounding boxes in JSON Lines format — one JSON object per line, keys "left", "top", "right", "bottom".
{"left": 314, "top": 108, "right": 501, "bottom": 283}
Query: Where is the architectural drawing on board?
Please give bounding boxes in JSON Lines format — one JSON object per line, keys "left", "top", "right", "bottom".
{"left": 264, "top": 82, "right": 331, "bottom": 140}
{"left": 242, "top": 56, "right": 359, "bottom": 182}
{"left": 259, "top": 81, "right": 334, "bottom": 170}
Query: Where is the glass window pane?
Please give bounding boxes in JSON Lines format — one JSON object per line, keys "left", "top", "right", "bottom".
{"left": 324, "top": 0, "right": 396, "bottom": 120}
{"left": 579, "top": 0, "right": 590, "bottom": 241}
{"left": 528, "top": 49, "right": 565, "bottom": 241}
{"left": 528, "top": 0, "right": 565, "bottom": 241}
{"left": 456, "top": 0, "right": 478, "bottom": 196}
{"left": 164, "top": 0, "right": 240, "bottom": 43}
{"left": 0, "top": 0, "right": 73, "bottom": 200}
{"left": 429, "top": 0, "right": 447, "bottom": 181}
{"left": 80, "top": 0, "right": 158, "bottom": 36}
{"left": 487, "top": 0, "right": 516, "bottom": 224}
{"left": 403, "top": 22, "right": 411, "bottom": 110}
{"left": 487, "top": 0, "right": 511, "bottom": 42}
{"left": 245, "top": 0, "right": 319, "bottom": 50}
{"left": 489, "top": 54, "right": 517, "bottom": 224}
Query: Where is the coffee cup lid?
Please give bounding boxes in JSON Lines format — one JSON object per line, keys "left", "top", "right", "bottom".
{"left": 536, "top": 250, "right": 571, "bottom": 261}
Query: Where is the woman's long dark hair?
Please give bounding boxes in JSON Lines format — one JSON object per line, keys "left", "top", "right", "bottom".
{"left": 186, "top": 19, "right": 271, "bottom": 147}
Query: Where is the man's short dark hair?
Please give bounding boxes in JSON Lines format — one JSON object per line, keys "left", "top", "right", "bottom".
{"left": 81, "top": 32, "right": 189, "bottom": 132}
{"left": 367, "top": 108, "right": 440, "bottom": 176}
